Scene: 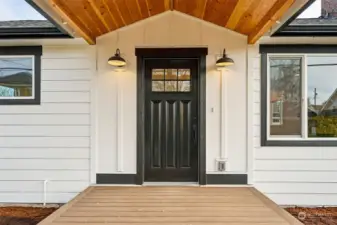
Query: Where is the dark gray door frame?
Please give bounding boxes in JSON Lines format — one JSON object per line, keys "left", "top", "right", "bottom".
{"left": 135, "top": 48, "right": 207, "bottom": 185}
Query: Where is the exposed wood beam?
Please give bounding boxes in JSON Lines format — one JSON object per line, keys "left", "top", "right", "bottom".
{"left": 125, "top": 0, "right": 143, "bottom": 22}
{"left": 101, "top": 0, "right": 119, "bottom": 29}
{"left": 112, "top": 0, "right": 127, "bottom": 26}
{"left": 145, "top": 0, "right": 151, "bottom": 16}
{"left": 135, "top": 0, "right": 144, "bottom": 18}
{"left": 49, "top": 0, "right": 95, "bottom": 44}
{"left": 87, "top": 0, "right": 113, "bottom": 31}
{"left": 226, "top": 0, "right": 252, "bottom": 30}
{"left": 103, "top": 0, "right": 125, "bottom": 28}
{"left": 164, "top": 0, "right": 172, "bottom": 10}
{"left": 248, "top": 0, "right": 295, "bottom": 44}
{"left": 201, "top": 0, "right": 208, "bottom": 19}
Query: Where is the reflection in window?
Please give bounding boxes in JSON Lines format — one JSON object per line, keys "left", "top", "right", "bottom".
{"left": 0, "top": 57, "right": 33, "bottom": 98}
{"left": 308, "top": 55, "right": 337, "bottom": 137}
{"left": 271, "top": 101, "right": 283, "bottom": 125}
{"left": 152, "top": 69, "right": 164, "bottom": 80}
{"left": 152, "top": 81, "right": 164, "bottom": 92}
{"left": 152, "top": 69, "right": 191, "bottom": 92}
{"left": 269, "top": 58, "right": 301, "bottom": 136}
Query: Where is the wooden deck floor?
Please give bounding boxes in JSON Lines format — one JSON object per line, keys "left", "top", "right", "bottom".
{"left": 39, "top": 186, "right": 303, "bottom": 225}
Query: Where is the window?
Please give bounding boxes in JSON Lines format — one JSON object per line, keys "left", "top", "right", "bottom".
{"left": 152, "top": 68, "right": 191, "bottom": 92}
{"left": 261, "top": 45, "right": 337, "bottom": 146}
{"left": 307, "top": 55, "right": 337, "bottom": 138}
{"left": 269, "top": 57, "right": 301, "bottom": 136}
{"left": 0, "top": 46, "right": 41, "bottom": 105}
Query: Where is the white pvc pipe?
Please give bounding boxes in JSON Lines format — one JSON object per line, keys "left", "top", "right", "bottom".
{"left": 43, "top": 180, "right": 48, "bottom": 206}
{"left": 117, "top": 75, "right": 123, "bottom": 172}
{"left": 220, "top": 68, "right": 228, "bottom": 160}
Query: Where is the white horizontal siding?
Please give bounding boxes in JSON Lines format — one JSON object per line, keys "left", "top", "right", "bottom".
{"left": 255, "top": 147, "right": 337, "bottom": 160}
{"left": 255, "top": 171, "right": 337, "bottom": 183}
{"left": 0, "top": 148, "right": 89, "bottom": 159}
{"left": 0, "top": 170, "right": 89, "bottom": 181}
{"left": 0, "top": 159, "right": 89, "bottom": 170}
{"left": 43, "top": 47, "right": 93, "bottom": 58}
{"left": 42, "top": 58, "right": 93, "bottom": 70}
{"left": 0, "top": 181, "right": 88, "bottom": 193}
{"left": 0, "top": 46, "right": 94, "bottom": 203}
{"left": 0, "top": 103, "right": 90, "bottom": 114}
{"left": 255, "top": 182, "right": 337, "bottom": 194}
{"left": 42, "top": 70, "right": 92, "bottom": 81}
{"left": 255, "top": 159, "right": 337, "bottom": 171}
{"left": 0, "top": 136, "right": 89, "bottom": 148}
{"left": 0, "top": 126, "right": 90, "bottom": 137}
{"left": 0, "top": 115, "right": 90, "bottom": 125}
{"left": 42, "top": 81, "right": 91, "bottom": 92}
{"left": 251, "top": 50, "right": 337, "bottom": 206}
{"left": 42, "top": 92, "right": 90, "bottom": 103}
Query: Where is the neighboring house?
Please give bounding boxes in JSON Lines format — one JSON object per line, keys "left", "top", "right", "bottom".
{"left": 1, "top": 0, "right": 337, "bottom": 207}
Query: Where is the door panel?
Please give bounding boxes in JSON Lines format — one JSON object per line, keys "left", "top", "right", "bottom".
{"left": 145, "top": 59, "right": 198, "bottom": 182}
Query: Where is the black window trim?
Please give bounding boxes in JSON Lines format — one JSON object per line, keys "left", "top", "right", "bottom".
{"left": 260, "top": 44, "right": 337, "bottom": 146}
{"left": 0, "top": 46, "right": 42, "bottom": 105}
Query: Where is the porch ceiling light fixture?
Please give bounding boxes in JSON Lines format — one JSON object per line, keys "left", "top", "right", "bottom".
{"left": 108, "top": 48, "right": 126, "bottom": 66}
{"left": 216, "top": 49, "right": 234, "bottom": 67}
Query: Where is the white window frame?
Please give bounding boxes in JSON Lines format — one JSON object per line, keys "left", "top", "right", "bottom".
{"left": 0, "top": 55, "right": 35, "bottom": 100}
{"left": 267, "top": 53, "right": 337, "bottom": 141}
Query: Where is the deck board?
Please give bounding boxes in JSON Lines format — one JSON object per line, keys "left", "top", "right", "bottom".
{"left": 38, "top": 186, "right": 303, "bottom": 225}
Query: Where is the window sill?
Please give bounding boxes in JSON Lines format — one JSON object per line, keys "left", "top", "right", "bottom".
{"left": 0, "top": 98, "right": 40, "bottom": 105}
{"left": 262, "top": 139, "right": 337, "bottom": 147}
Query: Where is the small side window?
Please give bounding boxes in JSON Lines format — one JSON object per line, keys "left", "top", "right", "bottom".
{"left": 151, "top": 68, "right": 191, "bottom": 92}
{"left": 0, "top": 46, "right": 41, "bottom": 105}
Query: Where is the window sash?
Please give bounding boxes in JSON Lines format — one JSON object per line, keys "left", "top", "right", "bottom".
{"left": 266, "top": 53, "right": 337, "bottom": 141}
{"left": 267, "top": 54, "right": 305, "bottom": 140}
{"left": 0, "top": 55, "right": 35, "bottom": 100}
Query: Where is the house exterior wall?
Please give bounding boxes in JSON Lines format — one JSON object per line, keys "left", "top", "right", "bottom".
{"left": 95, "top": 12, "right": 249, "bottom": 176}
{"left": 250, "top": 38, "right": 337, "bottom": 206}
{"left": 0, "top": 45, "right": 95, "bottom": 203}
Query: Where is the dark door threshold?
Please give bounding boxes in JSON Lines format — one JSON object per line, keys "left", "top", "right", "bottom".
{"left": 97, "top": 173, "right": 248, "bottom": 185}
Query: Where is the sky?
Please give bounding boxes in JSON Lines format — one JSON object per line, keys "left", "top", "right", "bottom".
{"left": 0, "top": 58, "right": 33, "bottom": 76}
{"left": 298, "top": 0, "right": 322, "bottom": 18}
{"left": 0, "top": 0, "right": 45, "bottom": 21}
{"left": 307, "top": 56, "right": 337, "bottom": 105}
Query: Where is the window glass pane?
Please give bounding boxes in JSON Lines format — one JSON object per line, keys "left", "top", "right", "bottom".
{"left": 0, "top": 57, "right": 33, "bottom": 98}
{"left": 269, "top": 58, "right": 301, "bottom": 136}
{"left": 165, "top": 69, "right": 177, "bottom": 80}
{"left": 307, "top": 55, "right": 337, "bottom": 138}
{"left": 178, "top": 81, "right": 191, "bottom": 92}
{"left": 152, "top": 69, "right": 164, "bottom": 80}
{"left": 178, "top": 69, "right": 190, "bottom": 80}
{"left": 165, "top": 81, "right": 177, "bottom": 92}
{"left": 152, "top": 81, "right": 164, "bottom": 92}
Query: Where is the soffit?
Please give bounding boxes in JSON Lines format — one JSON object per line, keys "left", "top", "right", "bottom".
{"left": 46, "top": 0, "right": 305, "bottom": 44}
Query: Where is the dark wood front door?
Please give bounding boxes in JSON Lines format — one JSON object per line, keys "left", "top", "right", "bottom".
{"left": 144, "top": 58, "right": 199, "bottom": 182}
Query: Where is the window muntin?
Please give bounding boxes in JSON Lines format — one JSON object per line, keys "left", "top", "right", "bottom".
{"left": 151, "top": 68, "right": 191, "bottom": 92}
{"left": 0, "top": 56, "right": 34, "bottom": 99}
{"left": 267, "top": 54, "right": 337, "bottom": 141}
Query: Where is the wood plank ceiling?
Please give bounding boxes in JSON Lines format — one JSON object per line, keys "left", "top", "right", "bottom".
{"left": 49, "top": 0, "right": 300, "bottom": 45}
